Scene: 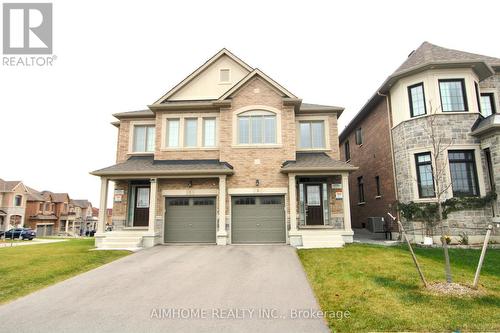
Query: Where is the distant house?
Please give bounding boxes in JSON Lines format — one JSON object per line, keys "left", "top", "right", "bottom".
{"left": 0, "top": 178, "right": 29, "bottom": 232}
{"left": 25, "top": 189, "right": 58, "bottom": 236}
{"left": 339, "top": 42, "right": 500, "bottom": 243}
{"left": 72, "top": 199, "right": 95, "bottom": 235}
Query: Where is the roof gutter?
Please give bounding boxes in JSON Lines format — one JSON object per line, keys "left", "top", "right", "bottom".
{"left": 280, "top": 166, "right": 358, "bottom": 173}
{"left": 90, "top": 169, "right": 235, "bottom": 177}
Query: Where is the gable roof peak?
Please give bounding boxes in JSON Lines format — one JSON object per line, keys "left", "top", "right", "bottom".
{"left": 153, "top": 48, "right": 253, "bottom": 104}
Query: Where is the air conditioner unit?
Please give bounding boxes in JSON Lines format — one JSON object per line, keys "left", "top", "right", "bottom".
{"left": 367, "top": 217, "right": 385, "bottom": 233}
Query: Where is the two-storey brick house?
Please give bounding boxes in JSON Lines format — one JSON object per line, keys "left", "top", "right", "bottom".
{"left": 339, "top": 42, "right": 500, "bottom": 243}
{"left": 0, "top": 178, "right": 29, "bottom": 232}
{"left": 92, "top": 49, "right": 357, "bottom": 249}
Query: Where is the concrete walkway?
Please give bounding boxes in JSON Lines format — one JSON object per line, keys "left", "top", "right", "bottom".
{"left": 0, "top": 245, "right": 329, "bottom": 333}
{"left": 0, "top": 238, "right": 67, "bottom": 248}
{"left": 353, "top": 228, "right": 401, "bottom": 246}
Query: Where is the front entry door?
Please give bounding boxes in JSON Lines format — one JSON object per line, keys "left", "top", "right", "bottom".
{"left": 133, "top": 186, "right": 150, "bottom": 227}
{"left": 305, "top": 184, "right": 323, "bottom": 225}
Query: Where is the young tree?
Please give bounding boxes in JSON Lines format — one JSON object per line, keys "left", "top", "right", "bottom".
{"left": 417, "top": 103, "right": 454, "bottom": 283}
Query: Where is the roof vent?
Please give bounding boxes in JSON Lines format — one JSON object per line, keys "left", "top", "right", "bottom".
{"left": 407, "top": 50, "right": 415, "bottom": 58}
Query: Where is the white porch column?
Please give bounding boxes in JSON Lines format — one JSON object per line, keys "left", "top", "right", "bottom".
{"left": 341, "top": 173, "right": 352, "bottom": 232}
{"left": 217, "top": 175, "right": 228, "bottom": 245}
{"left": 65, "top": 220, "right": 69, "bottom": 233}
{"left": 288, "top": 173, "right": 298, "bottom": 233}
{"left": 288, "top": 173, "right": 302, "bottom": 247}
{"left": 96, "top": 177, "right": 108, "bottom": 235}
{"left": 148, "top": 178, "right": 157, "bottom": 233}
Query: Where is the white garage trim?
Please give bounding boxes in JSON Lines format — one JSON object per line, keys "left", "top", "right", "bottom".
{"left": 162, "top": 189, "right": 219, "bottom": 196}
{"left": 228, "top": 187, "right": 287, "bottom": 195}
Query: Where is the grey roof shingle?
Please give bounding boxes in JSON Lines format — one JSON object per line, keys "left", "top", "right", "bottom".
{"left": 471, "top": 114, "right": 500, "bottom": 136}
{"left": 71, "top": 199, "right": 90, "bottom": 208}
{"left": 395, "top": 42, "right": 500, "bottom": 75}
{"left": 91, "top": 156, "right": 234, "bottom": 176}
{"left": 0, "top": 179, "right": 21, "bottom": 192}
{"left": 281, "top": 153, "right": 357, "bottom": 172}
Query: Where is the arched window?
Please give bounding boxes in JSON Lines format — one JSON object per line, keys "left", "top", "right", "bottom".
{"left": 237, "top": 110, "right": 277, "bottom": 144}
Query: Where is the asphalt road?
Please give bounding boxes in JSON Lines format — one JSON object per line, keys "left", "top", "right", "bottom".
{"left": 0, "top": 245, "right": 329, "bottom": 333}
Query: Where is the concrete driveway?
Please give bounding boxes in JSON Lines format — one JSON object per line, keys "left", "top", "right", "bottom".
{"left": 0, "top": 245, "right": 329, "bottom": 333}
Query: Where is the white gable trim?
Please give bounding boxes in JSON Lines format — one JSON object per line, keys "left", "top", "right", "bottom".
{"left": 218, "top": 69, "right": 297, "bottom": 100}
{"left": 153, "top": 48, "right": 253, "bottom": 104}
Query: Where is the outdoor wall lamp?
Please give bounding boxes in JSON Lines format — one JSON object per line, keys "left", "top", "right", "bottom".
{"left": 255, "top": 179, "right": 260, "bottom": 186}
{"left": 187, "top": 181, "right": 192, "bottom": 188}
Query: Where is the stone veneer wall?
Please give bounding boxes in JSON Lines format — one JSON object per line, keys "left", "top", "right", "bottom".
{"left": 392, "top": 113, "right": 495, "bottom": 239}
{"left": 478, "top": 132, "right": 500, "bottom": 219}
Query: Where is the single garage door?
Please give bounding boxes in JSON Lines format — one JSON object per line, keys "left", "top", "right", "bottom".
{"left": 164, "top": 197, "right": 216, "bottom": 243}
{"left": 232, "top": 195, "right": 286, "bottom": 244}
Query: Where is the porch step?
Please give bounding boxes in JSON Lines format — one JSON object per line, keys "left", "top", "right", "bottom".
{"left": 300, "top": 232, "right": 345, "bottom": 249}
{"left": 97, "top": 230, "right": 146, "bottom": 250}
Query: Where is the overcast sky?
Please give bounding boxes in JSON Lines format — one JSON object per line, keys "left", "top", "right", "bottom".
{"left": 1, "top": 0, "right": 499, "bottom": 206}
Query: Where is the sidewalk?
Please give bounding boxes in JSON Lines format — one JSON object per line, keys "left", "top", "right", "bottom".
{"left": 0, "top": 238, "right": 67, "bottom": 248}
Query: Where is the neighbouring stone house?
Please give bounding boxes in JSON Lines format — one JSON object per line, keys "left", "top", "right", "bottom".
{"left": 339, "top": 42, "right": 500, "bottom": 244}
{"left": 91, "top": 48, "right": 357, "bottom": 250}
{"left": 0, "top": 178, "right": 29, "bottom": 232}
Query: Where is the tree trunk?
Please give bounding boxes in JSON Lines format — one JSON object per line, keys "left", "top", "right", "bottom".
{"left": 438, "top": 202, "right": 452, "bottom": 283}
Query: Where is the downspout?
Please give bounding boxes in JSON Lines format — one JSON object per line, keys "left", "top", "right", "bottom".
{"left": 377, "top": 91, "right": 401, "bottom": 234}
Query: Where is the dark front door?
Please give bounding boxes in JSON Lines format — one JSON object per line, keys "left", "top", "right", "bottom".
{"left": 305, "top": 184, "right": 323, "bottom": 225}
{"left": 133, "top": 186, "right": 150, "bottom": 227}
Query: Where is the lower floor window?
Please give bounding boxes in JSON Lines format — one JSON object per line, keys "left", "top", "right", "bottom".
{"left": 448, "top": 150, "right": 479, "bottom": 197}
{"left": 415, "top": 152, "right": 435, "bottom": 198}
{"left": 357, "top": 177, "right": 365, "bottom": 203}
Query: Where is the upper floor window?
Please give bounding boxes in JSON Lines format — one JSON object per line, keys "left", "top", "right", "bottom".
{"left": 166, "top": 119, "right": 180, "bottom": 148}
{"left": 375, "top": 176, "right": 381, "bottom": 197}
{"left": 203, "top": 118, "right": 216, "bottom": 147}
{"left": 448, "top": 150, "right": 479, "bottom": 197}
{"left": 439, "top": 79, "right": 468, "bottom": 112}
{"left": 133, "top": 125, "right": 155, "bottom": 153}
{"left": 184, "top": 118, "right": 198, "bottom": 147}
{"left": 355, "top": 128, "right": 363, "bottom": 145}
{"left": 219, "top": 69, "right": 231, "bottom": 83}
{"left": 299, "top": 121, "right": 325, "bottom": 149}
{"left": 480, "top": 93, "right": 496, "bottom": 117}
{"left": 415, "top": 152, "right": 435, "bottom": 198}
{"left": 408, "top": 82, "right": 426, "bottom": 117}
{"left": 14, "top": 195, "right": 22, "bottom": 206}
{"left": 238, "top": 110, "right": 277, "bottom": 145}
{"left": 39, "top": 202, "right": 43, "bottom": 211}
{"left": 345, "top": 140, "right": 350, "bottom": 161}
{"left": 44, "top": 202, "right": 50, "bottom": 211}
{"left": 165, "top": 117, "right": 217, "bottom": 149}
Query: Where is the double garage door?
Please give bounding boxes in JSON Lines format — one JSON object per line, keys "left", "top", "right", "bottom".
{"left": 36, "top": 224, "right": 53, "bottom": 237}
{"left": 164, "top": 195, "right": 286, "bottom": 244}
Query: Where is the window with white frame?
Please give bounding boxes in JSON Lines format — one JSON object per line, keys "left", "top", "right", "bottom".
{"left": 132, "top": 125, "right": 155, "bottom": 152}
{"left": 165, "top": 117, "right": 218, "bottom": 149}
{"left": 237, "top": 110, "right": 277, "bottom": 144}
{"left": 299, "top": 121, "right": 325, "bottom": 149}
{"left": 184, "top": 118, "right": 198, "bottom": 147}
{"left": 203, "top": 118, "right": 216, "bottom": 147}
{"left": 166, "top": 119, "right": 180, "bottom": 148}
{"left": 219, "top": 69, "right": 230, "bottom": 83}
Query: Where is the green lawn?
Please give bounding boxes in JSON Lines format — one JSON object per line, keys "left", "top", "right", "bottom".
{"left": 298, "top": 244, "right": 500, "bottom": 332}
{"left": 0, "top": 238, "right": 130, "bottom": 304}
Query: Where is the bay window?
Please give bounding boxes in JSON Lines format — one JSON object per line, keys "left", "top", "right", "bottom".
{"left": 448, "top": 150, "right": 479, "bottom": 197}
{"left": 133, "top": 125, "right": 155, "bottom": 153}
{"left": 480, "top": 93, "right": 496, "bottom": 117}
{"left": 439, "top": 79, "right": 468, "bottom": 112}
{"left": 415, "top": 152, "right": 435, "bottom": 198}
{"left": 408, "top": 82, "right": 426, "bottom": 117}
